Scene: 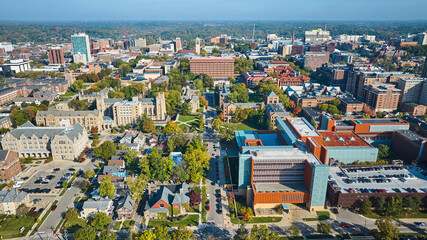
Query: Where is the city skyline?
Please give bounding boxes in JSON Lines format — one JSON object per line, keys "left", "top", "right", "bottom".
{"left": 1, "top": 0, "right": 427, "bottom": 22}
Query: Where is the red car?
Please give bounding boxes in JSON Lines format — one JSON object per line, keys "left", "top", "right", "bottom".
{"left": 206, "top": 205, "right": 210, "bottom": 211}
{"left": 51, "top": 205, "right": 57, "bottom": 211}
{"left": 341, "top": 223, "right": 350, "bottom": 228}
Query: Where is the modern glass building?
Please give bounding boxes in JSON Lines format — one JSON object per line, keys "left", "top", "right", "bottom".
{"left": 71, "top": 33, "right": 92, "bottom": 63}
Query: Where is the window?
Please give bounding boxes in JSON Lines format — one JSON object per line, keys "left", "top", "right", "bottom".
{"left": 159, "top": 204, "right": 164, "bottom": 208}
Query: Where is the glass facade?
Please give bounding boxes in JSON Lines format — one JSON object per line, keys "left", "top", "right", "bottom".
{"left": 71, "top": 34, "right": 91, "bottom": 63}
{"left": 309, "top": 164, "right": 329, "bottom": 207}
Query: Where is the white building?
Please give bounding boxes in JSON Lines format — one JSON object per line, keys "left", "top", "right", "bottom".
{"left": 2, "top": 59, "right": 31, "bottom": 73}
{"left": 73, "top": 52, "right": 87, "bottom": 65}
{"left": 0, "top": 42, "right": 13, "bottom": 52}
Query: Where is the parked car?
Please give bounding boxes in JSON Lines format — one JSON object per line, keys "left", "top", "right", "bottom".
{"left": 415, "top": 222, "right": 426, "bottom": 226}
{"left": 51, "top": 205, "right": 57, "bottom": 211}
{"left": 206, "top": 205, "right": 210, "bottom": 211}
{"left": 341, "top": 223, "right": 350, "bottom": 228}
{"left": 331, "top": 208, "right": 338, "bottom": 214}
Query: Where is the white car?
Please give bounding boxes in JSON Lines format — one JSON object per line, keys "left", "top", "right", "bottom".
{"left": 206, "top": 193, "right": 210, "bottom": 199}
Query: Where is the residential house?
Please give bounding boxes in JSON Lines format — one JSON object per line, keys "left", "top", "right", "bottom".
{"left": 0, "top": 190, "right": 30, "bottom": 214}
{"left": 144, "top": 184, "right": 190, "bottom": 218}
{"left": 116, "top": 195, "right": 137, "bottom": 220}
{"left": 81, "top": 199, "right": 114, "bottom": 218}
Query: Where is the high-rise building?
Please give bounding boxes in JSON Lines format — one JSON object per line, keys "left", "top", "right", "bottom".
{"left": 195, "top": 38, "right": 201, "bottom": 54}
{"left": 190, "top": 57, "right": 234, "bottom": 79}
{"left": 422, "top": 53, "right": 427, "bottom": 78}
{"left": 303, "top": 52, "right": 330, "bottom": 70}
{"left": 134, "top": 38, "right": 146, "bottom": 49}
{"left": 398, "top": 78, "right": 425, "bottom": 104}
{"left": 48, "top": 47, "right": 65, "bottom": 65}
{"left": 304, "top": 29, "right": 331, "bottom": 44}
{"left": 71, "top": 33, "right": 92, "bottom": 63}
{"left": 174, "top": 38, "right": 182, "bottom": 51}
{"left": 362, "top": 84, "right": 401, "bottom": 111}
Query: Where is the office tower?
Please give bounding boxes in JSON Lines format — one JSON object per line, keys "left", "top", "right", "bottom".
{"left": 174, "top": 38, "right": 182, "bottom": 51}
{"left": 48, "top": 47, "right": 65, "bottom": 65}
{"left": 195, "top": 38, "right": 201, "bottom": 54}
{"left": 134, "top": 38, "right": 147, "bottom": 48}
{"left": 71, "top": 33, "right": 92, "bottom": 63}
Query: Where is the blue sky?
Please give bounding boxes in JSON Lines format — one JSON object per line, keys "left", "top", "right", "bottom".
{"left": 1, "top": 0, "right": 426, "bottom": 21}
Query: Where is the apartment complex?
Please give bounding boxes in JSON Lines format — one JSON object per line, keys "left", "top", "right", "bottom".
{"left": 189, "top": 57, "right": 234, "bottom": 79}
{"left": 1, "top": 122, "right": 89, "bottom": 161}
{"left": 48, "top": 47, "right": 65, "bottom": 65}
{"left": 362, "top": 84, "right": 401, "bottom": 111}
{"left": 303, "top": 52, "right": 330, "bottom": 70}
{"left": 0, "top": 150, "right": 21, "bottom": 181}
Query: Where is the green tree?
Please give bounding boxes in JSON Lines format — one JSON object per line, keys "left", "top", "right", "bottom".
{"left": 234, "top": 224, "right": 249, "bottom": 240}
{"left": 317, "top": 222, "right": 332, "bottom": 235}
{"left": 99, "top": 230, "right": 117, "bottom": 240}
{"left": 126, "top": 175, "right": 147, "bottom": 202}
{"left": 359, "top": 199, "right": 373, "bottom": 215}
{"left": 171, "top": 226, "right": 194, "bottom": 240}
{"left": 85, "top": 169, "right": 95, "bottom": 179}
{"left": 99, "top": 176, "right": 115, "bottom": 198}
{"left": 137, "top": 229, "right": 156, "bottom": 240}
{"left": 123, "top": 150, "right": 139, "bottom": 173}
{"left": 137, "top": 114, "right": 155, "bottom": 133}
{"left": 183, "top": 148, "right": 210, "bottom": 182}
{"left": 94, "top": 141, "right": 117, "bottom": 160}
{"left": 229, "top": 83, "right": 249, "bottom": 103}
{"left": 90, "top": 212, "right": 112, "bottom": 230}
{"left": 249, "top": 225, "right": 279, "bottom": 240}
{"left": 68, "top": 99, "right": 91, "bottom": 111}
{"left": 373, "top": 217, "right": 399, "bottom": 240}
{"left": 153, "top": 225, "right": 171, "bottom": 240}
{"left": 73, "top": 227, "right": 97, "bottom": 240}
{"left": 70, "top": 80, "right": 84, "bottom": 92}
{"left": 377, "top": 144, "right": 390, "bottom": 160}
{"left": 174, "top": 163, "right": 189, "bottom": 182}
{"left": 384, "top": 196, "right": 404, "bottom": 218}
{"left": 62, "top": 181, "right": 69, "bottom": 189}
{"left": 287, "top": 224, "right": 301, "bottom": 237}
{"left": 164, "top": 90, "right": 182, "bottom": 115}
{"left": 376, "top": 196, "right": 386, "bottom": 215}
{"left": 403, "top": 196, "right": 421, "bottom": 214}
{"left": 163, "top": 121, "right": 180, "bottom": 135}
{"left": 219, "top": 123, "right": 236, "bottom": 142}
{"left": 199, "top": 115, "right": 204, "bottom": 131}
{"left": 147, "top": 147, "right": 174, "bottom": 181}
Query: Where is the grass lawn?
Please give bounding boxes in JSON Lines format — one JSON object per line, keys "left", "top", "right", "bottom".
{"left": 178, "top": 115, "right": 199, "bottom": 122}
{"left": 121, "top": 220, "right": 135, "bottom": 229}
{"left": 303, "top": 211, "right": 330, "bottom": 221}
{"left": 230, "top": 217, "right": 282, "bottom": 224}
{"left": 114, "top": 221, "right": 121, "bottom": 230}
{"left": 148, "top": 214, "right": 199, "bottom": 227}
{"left": 0, "top": 215, "right": 36, "bottom": 238}
{"left": 234, "top": 122, "right": 259, "bottom": 131}
{"left": 63, "top": 217, "right": 87, "bottom": 233}
{"left": 60, "top": 91, "right": 77, "bottom": 97}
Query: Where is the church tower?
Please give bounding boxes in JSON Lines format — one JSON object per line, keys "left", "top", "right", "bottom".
{"left": 156, "top": 93, "right": 167, "bottom": 120}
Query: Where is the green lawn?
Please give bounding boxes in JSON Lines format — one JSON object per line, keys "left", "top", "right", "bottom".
{"left": 63, "top": 217, "right": 87, "bottom": 233}
{"left": 230, "top": 217, "right": 282, "bottom": 224}
{"left": 122, "top": 220, "right": 135, "bottom": 229}
{"left": 303, "top": 211, "right": 330, "bottom": 221}
{"left": 234, "top": 123, "right": 257, "bottom": 131}
{"left": 148, "top": 214, "right": 199, "bottom": 227}
{"left": 0, "top": 215, "right": 36, "bottom": 239}
{"left": 113, "top": 221, "right": 121, "bottom": 230}
{"left": 178, "top": 115, "right": 199, "bottom": 122}
{"left": 60, "top": 91, "right": 77, "bottom": 97}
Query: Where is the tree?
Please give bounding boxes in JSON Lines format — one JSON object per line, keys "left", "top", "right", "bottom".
{"left": 183, "top": 148, "right": 210, "bottom": 182}
{"left": 153, "top": 225, "right": 171, "bottom": 240}
{"left": 240, "top": 206, "right": 254, "bottom": 221}
{"left": 85, "top": 169, "right": 95, "bottom": 179}
{"left": 62, "top": 181, "right": 69, "bottom": 189}
{"left": 403, "top": 196, "right": 421, "bottom": 214}
{"left": 90, "top": 212, "right": 112, "bottom": 230}
{"left": 376, "top": 196, "right": 386, "bottom": 215}
{"left": 377, "top": 144, "right": 390, "bottom": 160}
{"left": 174, "top": 163, "right": 189, "bottom": 182}
{"left": 68, "top": 99, "right": 91, "bottom": 110}
{"left": 99, "top": 176, "right": 115, "bottom": 199}
{"left": 359, "top": 199, "right": 373, "bottom": 215}
{"left": 287, "top": 225, "right": 301, "bottom": 237}
{"left": 219, "top": 123, "right": 236, "bottom": 142}
{"left": 384, "top": 196, "right": 403, "bottom": 217}
{"left": 137, "top": 229, "right": 156, "bottom": 240}
{"left": 234, "top": 224, "right": 249, "bottom": 240}
{"left": 374, "top": 217, "right": 399, "bottom": 240}
{"left": 163, "top": 121, "right": 180, "bottom": 135}
{"left": 147, "top": 147, "right": 174, "bottom": 181}
{"left": 70, "top": 80, "right": 84, "bottom": 92}
{"left": 249, "top": 225, "right": 279, "bottom": 240}
{"left": 229, "top": 76, "right": 236, "bottom": 84}
{"left": 229, "top": 83, "right": 249, "bottom": 103}
{"left": 123, "top": 150, "right": 139, "bottom": 173}
{"left": 99, "top": 230, "right": 117, "bottom": 240}
{"left": 73, "top": 227, "right": 97, "bottom": 240}
{"left": 317, "top": 222, "right": 332, "bottom": 235}
{"left": 199, "top": 115, "right": 204, "bottom": 131}
{"left": 94, "top": 141, "right": 117, "bottom": 160}
{"left": 137, "top": 114, "right": 155, "bottom": 133}
{"left": 172, "top": 226, "right": 194, "bottom": 240}
{"left": 126, "top": 175, "right": 147, "bottom": 202}
{"left": 189, "top": 190, "right": 201, "bottom": 207}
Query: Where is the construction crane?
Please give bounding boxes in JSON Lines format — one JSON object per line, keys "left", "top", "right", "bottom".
{"left": 368, "top": 31, "right": 400, "bottom": 71}
{"left": 115, "top": 17, "right": 130, "bottom": 50}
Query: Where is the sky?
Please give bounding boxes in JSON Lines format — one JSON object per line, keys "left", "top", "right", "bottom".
{"left": 0, "top": 0, "right": 427, "bottom": 22}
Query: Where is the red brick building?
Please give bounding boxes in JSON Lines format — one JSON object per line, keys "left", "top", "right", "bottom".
{"left": 190, "top": 57, "right": 234, "bottom": 79}
{"left": 48, "top": 47, "right": 65, "bottom": 65}
{"left": 362, "top": 84, "right": 401, "bottom": 111}
{"left": 0, "top": 150, "right": 21, "bottom": 181}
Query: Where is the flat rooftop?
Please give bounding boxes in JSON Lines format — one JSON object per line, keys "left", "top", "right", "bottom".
{"left": 235, "top": 130, "right": 286, "bottom": 147}
{"left": 254, "top": 182, "right": 308, "bottom": 193}
{"left": 329, "top": 166, "right": 427, "bottom": 194}
{"left": 288, "top": 117, "right": 320, "bottom": 137}
{"left": 252, "top": 146, "right": 321, "bottom": 165}
{"left": 395, "top": 130, "right": 423, "bottom": 143}
{"left": 353, "top": 118, "right": 405, "bottom": 124}
{"left": 340, "top": 97, "right": 363, "bottom": 104}
{"left": 319, "top": 131, "right": 370, "bottom": 147}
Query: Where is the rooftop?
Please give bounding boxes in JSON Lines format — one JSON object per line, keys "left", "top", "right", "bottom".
{"left": 395, "top": 130, "right": 424, "bottom": 143}
{"left": 329, "top": 166, "right": 427, "bottom": 194}
{"left": 288, "top": 117, "right": 320, "bottom": 137}
{"left": 352, "top": 118, "right": 406, "bottom": 124}
{"left": 319, "top": 131, "right": 370, "bottom": 147}
{"left": 254, "top": 182, "right": 308, "bottom": 193}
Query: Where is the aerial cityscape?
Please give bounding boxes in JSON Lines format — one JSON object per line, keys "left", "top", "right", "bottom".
{"left": 0, "top": 1, "right": 427, "bottom": 240}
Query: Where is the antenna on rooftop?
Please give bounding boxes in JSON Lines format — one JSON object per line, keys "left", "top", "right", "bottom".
{"left": 252, "top": 24, "right": 256, "bottom": 43}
